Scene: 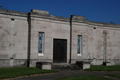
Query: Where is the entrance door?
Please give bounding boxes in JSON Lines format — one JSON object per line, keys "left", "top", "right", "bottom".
{"left": 53, "top": 39, "right": 67, "bottom": 63}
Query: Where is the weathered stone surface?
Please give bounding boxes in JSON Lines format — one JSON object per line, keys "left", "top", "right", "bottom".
{"left": 0, "top": 9, "right": 27, "bottom": 17}
{"left": 31, "top": 9, "right": 49, "bottom": 14}
{"left": 0, "top": 9, "right": 120, "bottom": 68}
{"left": 76, "top": 61, "right": 91, "bottom": 69}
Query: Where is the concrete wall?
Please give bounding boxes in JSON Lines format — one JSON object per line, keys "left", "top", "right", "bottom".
{"left": 30, "top": 16, "right": 70, "bottom": 67}
{"left": 0, "top": 9, "right": 120, "bottom": 68}
{"left": 71, "top": 15, "right": 120, "bottom": 65}
{"left": 0, "top": 10, "right": 28, "bottom": 67}
{"left": 71, "top": 22, "right": 88, "bottom": 63}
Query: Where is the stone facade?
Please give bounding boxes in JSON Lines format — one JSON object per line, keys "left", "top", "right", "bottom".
{"left": 0, "top": 9, "right": 120, "bottom": 67}
{"left": 0, "top": 9, "right": 28, "bottom": 67}
{"left": 71, "top": 15, "right": 120, "bottom": 65}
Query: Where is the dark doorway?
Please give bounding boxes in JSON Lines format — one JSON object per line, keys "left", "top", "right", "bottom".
{"left": 53, "top": 39, "right": 67, "bottom": 63}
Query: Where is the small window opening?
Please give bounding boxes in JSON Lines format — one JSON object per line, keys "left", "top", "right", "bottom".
{"left": 94, "top": 27, "right": 96, "bottom": 29}
{"left": 11, "top": 18, "right": 15, "bottom": 21}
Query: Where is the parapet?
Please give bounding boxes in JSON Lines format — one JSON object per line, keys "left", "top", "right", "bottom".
{"left": 31, "top": 9, "right": 49, "bottom": 15}
{"left": 71, "top": 15, "right": 85, "bottom": 20}
{"left": 0, "top": 9, "right": 27, "bottom": 17}
{"left": 71, "top": 15, "right": 87, "bottom": 23}
{"left": 71, "top": 15, "right": 120, "bottom": 28}
{"left": 0, "top": 9, "right": 119, "bottom": 27}
{"left": 30, "top": 9, "right": 69, "bottom": 22}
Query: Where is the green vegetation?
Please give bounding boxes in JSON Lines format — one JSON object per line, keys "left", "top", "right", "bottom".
{"left": 55, "top": 75, "right": 113, "bottom": 80}
{"left": 0, "top": 67, "right": 58, "bottom": 79}
{"left": 106, "top": 74, "right": 120, "bottom": 79}
{"left": 86, "top": 65, "right": 120, "bottom": 71}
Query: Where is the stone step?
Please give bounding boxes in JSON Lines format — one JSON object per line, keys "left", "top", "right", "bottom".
{"left": 51, "top": 64, "right": 81, "bottom": 71}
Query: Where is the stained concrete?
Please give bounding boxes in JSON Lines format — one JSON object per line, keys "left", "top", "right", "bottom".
{"left": 0, "top": 9, "right": 120, "bottom": 67}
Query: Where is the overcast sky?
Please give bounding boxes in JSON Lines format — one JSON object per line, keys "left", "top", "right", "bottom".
{"left": 1, "top": 0, "right": 120, "bottom": 24}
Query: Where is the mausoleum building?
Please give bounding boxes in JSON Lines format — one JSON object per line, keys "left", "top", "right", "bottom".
{"left": 0, "top": 9, "right": 120, "bottom": 68}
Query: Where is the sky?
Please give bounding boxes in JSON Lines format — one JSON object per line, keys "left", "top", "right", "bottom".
{"left": 1, "top": 0, "right": 120, "bottom": 24}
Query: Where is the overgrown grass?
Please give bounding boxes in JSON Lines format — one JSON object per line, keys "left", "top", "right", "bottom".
{"left": 55, "top": 75, "right": 114, "bottom": 80}
{"left": 0, "top": 67, "right": 58, "bottom": 79}
{"left": 86, "top": 65, "right": 120, "bottom": 71}
{"left": 106, "top": 74, "right": 120, "bottom": 79}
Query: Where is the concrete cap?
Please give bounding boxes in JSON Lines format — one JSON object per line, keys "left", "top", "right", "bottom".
{"left": 71, "top": 15, "right": 85, "bottom": 20}
{"left": 31, "top": 9, "right": 49, "bottom": 14}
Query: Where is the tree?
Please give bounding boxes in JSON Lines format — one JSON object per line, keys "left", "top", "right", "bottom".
{"left": 0, "top": 6, "right": 3, "bottom": 9}
{"left": 110, "top": 21, "right": 113, "bottom": 24}
{"left": 110, "top": 21, "right": 116, "bottom": 24}
{"left": 0, "top": 6, "right": 7, "bottom": 9}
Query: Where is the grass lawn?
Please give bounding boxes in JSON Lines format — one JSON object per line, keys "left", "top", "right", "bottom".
{"left": 0, "top": 67, "right": 58, "bottom": 79}
{"left": 55, "top": 75, "right": 114, "bottom": 80}
{"left": 86, "top": 65, "right": 120, "bottom": 71}
{"left": 106, "top": 74, "right": 120, "bottom": 79}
